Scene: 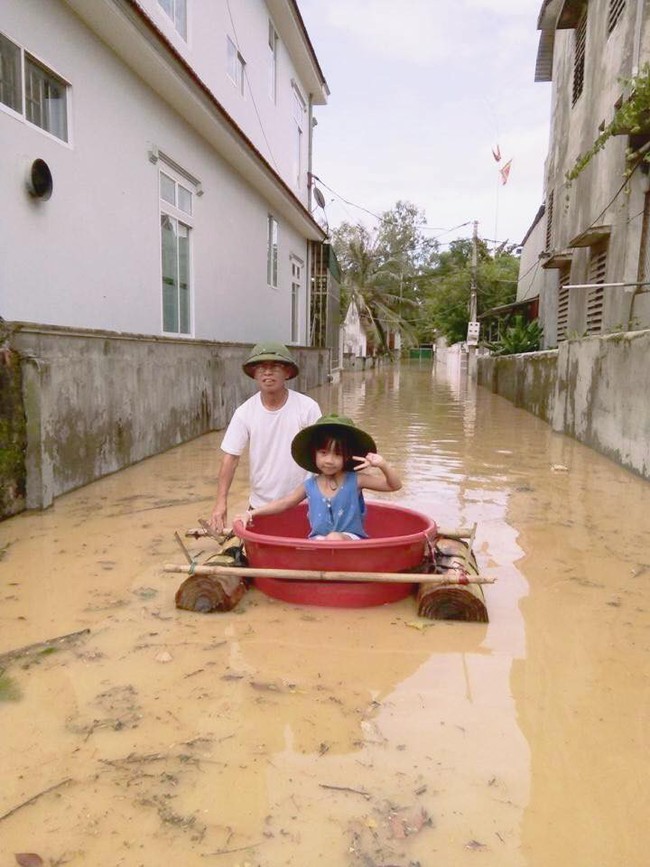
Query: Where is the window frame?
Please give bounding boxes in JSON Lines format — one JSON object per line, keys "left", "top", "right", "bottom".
{"left": 158, "top": 159, "right": 197, "bottom": 337}
{"left": 268, "top": 21, "right": 278, "bottom": 103}
{"left": 292, "top": 83, "right": 306, "bottom": 187}
{"left": 290, "top": 255, "right": 303, "bottom": 343}
{"left": 267, "top": 215, "right": 279, "bottom": 288}
{"left": 157, "top": 0, "right": 188, "bottom": 40}
{"left": 556, "top": 267, "right": 571, "bottom": 342}
{"left": 227, "top": 36, "right": 246, "bottom": 95}
{"left": 545, "top": 190, "right": 554, "bottom": 251}
{"left": 586, "top": 240, "right": 608, "bottom": 335}
{"left": 0, "top": 31, "right": 71, "bottom": 144}
{"left": 607, "top": 0, "right": 626, "bottom": 35}
{"left": 572, "top": 7, "right": 587, "bottom": 106}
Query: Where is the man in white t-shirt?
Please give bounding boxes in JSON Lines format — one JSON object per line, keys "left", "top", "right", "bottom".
{"left": 208, "top": 342, "right": 321, "bottom": 533}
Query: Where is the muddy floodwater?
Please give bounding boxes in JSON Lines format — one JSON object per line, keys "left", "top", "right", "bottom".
{"left": 1, "top": 362, "right": 649, "bottom": 867}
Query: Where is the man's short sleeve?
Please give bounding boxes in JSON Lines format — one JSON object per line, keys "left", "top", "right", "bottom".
{"left": 219, "top": 407, "right": 250, "bottom": 456}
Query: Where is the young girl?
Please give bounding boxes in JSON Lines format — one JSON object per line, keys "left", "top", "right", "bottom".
{"left": 235, "top": 413, "right": 402, "bottom": 540}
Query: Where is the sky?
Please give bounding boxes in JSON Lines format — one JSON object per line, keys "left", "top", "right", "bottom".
{"left": 298, "top": 0, "right": 552, "bottom": 251}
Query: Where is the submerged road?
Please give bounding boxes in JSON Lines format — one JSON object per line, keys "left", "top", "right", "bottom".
{"left": 1, "top": 360, "right": 648, "bottom": 866}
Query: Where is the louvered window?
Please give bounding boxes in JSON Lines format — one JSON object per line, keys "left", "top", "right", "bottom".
{"left": 557, "top": 268, "right": 570, "bottom": 341}
{"left": 586, "top": 243, "right": 607, "bottom": 334}
{"left": 572, "top": 9, "right": 587, "bottom": 106}
{"left": 545, "top": 191, "right": 554, "bottom": 250}
{"left": 608, "top": 0, "right": 626, "bottom": 34}
{"left": 637, "top": 191, "right": 650, "bottom": 286}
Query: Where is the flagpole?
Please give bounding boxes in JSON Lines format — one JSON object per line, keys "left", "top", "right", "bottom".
{"left": 491, "top": 144, "right": 501, "bottom": 251}
{"left": 494, "top": 169, "right": 500, "bottom": 249}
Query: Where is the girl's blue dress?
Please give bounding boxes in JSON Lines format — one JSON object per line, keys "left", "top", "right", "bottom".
{"left": 305, "top": 472, "right": 367, "bottom": 538}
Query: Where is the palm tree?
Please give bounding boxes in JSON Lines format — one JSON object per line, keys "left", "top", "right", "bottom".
{"left": 332, "top": 202, "right": 436, "bottom": 354}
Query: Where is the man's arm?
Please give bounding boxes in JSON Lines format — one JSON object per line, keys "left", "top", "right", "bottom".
{"left": 234, "top": 482, "right": 307, "bottom": 527}
{"left": 208, "top": 452, "right": 240, "bottom": 533}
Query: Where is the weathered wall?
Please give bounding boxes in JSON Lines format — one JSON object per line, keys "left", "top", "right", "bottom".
{"left": 552, "top": 330, "right": 650, "bottom": 478}
{"left": 477, "top": 350, "right": 558, "bottom": 425}
{"left": 0, "top": 348, "right": 27, "bottom": 517}
{"left": 477, "top": 330, "right": 650, "bottom": 479}
{"left": 5, "top": 323, "right": 328, "bottom": 513}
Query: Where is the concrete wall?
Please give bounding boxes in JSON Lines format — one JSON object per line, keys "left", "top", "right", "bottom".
{"left": 552, "top": 329, "right": 650, "bottom": 477}
{"left": 7, "top": 323, "right": 328, "bottom": 512}
{"left": 0, "top": 348, "right": 27, "bottom": 517}
{"left": 477, "top": 349, "right": 558, "bottom": 425}
{"left": 477, "top": 329, "right": 650, "bottom": 479}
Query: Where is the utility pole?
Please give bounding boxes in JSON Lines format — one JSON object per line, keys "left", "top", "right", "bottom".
{"left": 467, "top": 220, "right": 480, "bottom": 377}
{"left": 469, "top": 220, "right": 478, "bottom": 323}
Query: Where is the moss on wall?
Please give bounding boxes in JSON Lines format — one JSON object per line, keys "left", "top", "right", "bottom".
{"left": 0, "top": 351, "right": 27, "bottom": 518}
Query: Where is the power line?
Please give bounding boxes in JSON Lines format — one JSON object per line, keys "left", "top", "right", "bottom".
{"left": 310, "top": 174, "right": 384, "bottom": 222}
{"left": 310, "top": 174, "right": 476, "bottom": 244}
{"left": 226, "top": 0, "right": 280, "bottom": 173}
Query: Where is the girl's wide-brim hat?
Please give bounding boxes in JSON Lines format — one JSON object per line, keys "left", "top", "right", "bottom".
{"left": 242, "top": 342, "right": 299, "bottom": 379}
{"left": 291, "top": 413, "right": 377, "bottom": 473}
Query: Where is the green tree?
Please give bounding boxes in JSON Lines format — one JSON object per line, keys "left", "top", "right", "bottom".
{"left": 331, "top": 201, "right": 437, "bottom": 354}
{"left": 421, "top": 239, "right": 520, "bottom": 344}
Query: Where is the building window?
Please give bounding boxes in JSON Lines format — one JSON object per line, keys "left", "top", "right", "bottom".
{"left": 290, "top": 257, "right": 303, "bottom": 342}
{"left": 292, "top": 85, "right": 305, "bottom": 186}
{"left": 557, "top": 267, "right": 570, "bottom": 341}
{"left": 0, "top": 32, "right": 21, "bottom": 113}
{"left": 227, "top": 37, "right": 245, "bottom": 95}
{"left": 572, "top": 8, "right": 587, "bottom": 106}
{"left": 545, "top": 190, "right": 554, "bottom": 251}
{"left": 158, "top": 0, "right": 187, "bottom": 40}
{"left": 608, "top": 0, "right": 626, "bottom": 35}
{"left": 268, "top": 21, "right": 278, "bottom": 103}
{"left": 586, "top": 241, "right": 607, "bottom": 334}
{"left": 637, "top": 190, "right": 650, "bottom": 288}
{"left": 160, "top": 166, "right": 194, "bottom": 335}
{"left": 0, "top": 32, "right": 69, "bottom": 142}
{"left": 267, "top": 215, "right": 278, "bottom": 288}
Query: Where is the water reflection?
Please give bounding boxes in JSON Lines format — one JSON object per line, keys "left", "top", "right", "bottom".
{"left": 0, "top": 360, "right": 648, "bottom": 865}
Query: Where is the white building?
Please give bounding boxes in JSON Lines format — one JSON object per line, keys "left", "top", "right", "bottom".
{"left": 0, "top": 0, "right": 329, "bottom": 345}
{"left": 340, "top": 300, "right": 367, "bottom": 363}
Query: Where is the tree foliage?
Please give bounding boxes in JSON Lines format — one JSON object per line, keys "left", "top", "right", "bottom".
{"left": 331, "top": 202, "right": 521, "bottom": 352}
{"left": 331, "top": 201, "right": 437, "bottom": 353}
{"left": 420, "top": 240, "right": 519, "bottom": 345}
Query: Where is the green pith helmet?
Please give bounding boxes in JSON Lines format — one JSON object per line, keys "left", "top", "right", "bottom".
{"left": 242, "top": 341, "right": 299, "bottom": 379}
{"left": 291, "top": 413, "right": 377, "bottom": 473}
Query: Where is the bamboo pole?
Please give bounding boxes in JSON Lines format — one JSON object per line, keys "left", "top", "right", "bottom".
{"left": 184, "top": 526, "right": 476, "bottom": 540}
{"left": 164, "top": 563, "right": 495, "bottom": 586}
{"left": 0, "top": 629, "right": 91, "bottom": 666}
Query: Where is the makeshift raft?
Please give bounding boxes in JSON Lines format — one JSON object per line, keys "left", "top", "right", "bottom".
{"left": 168, "top": 503, "right": 492, "bottom": 622}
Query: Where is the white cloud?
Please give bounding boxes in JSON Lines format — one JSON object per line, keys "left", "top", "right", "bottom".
{"left": 299, "top": 0, "right": 551, "bottom": 245}
{"left": 322, "top": 0, "right": 472, "bottom": 65}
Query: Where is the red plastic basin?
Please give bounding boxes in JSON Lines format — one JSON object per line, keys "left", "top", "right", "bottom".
{"left": 234, "top": 501, "right": 436, "bottom": 608}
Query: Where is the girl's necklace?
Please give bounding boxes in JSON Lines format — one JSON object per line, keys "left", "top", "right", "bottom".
{"left": 327, "top": 476, "right": 339, "bottom": 491}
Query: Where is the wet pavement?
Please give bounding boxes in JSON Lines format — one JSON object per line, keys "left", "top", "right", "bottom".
{"left": 1, "top": 360, "right": 649, "bottom": 866}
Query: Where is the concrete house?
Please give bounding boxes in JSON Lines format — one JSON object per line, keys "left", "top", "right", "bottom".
{"left": 0, "top": 0, "right": 334, "bottom": 515}
{"left": 1, "top": 0, "right": 329, "bottom": 344}
{"left": 478, "top": 0, "right": 650, "bottom": 481}
{"left": 518, "top": 0, "right": 650, "bottom": 348}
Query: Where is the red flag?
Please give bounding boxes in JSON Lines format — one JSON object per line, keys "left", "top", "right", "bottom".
{"left": 500, "top": 159, "right": 512, "bottom": 185}
{"left": 492, "top": 144, "right": 501, "bottom": 162}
